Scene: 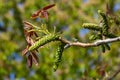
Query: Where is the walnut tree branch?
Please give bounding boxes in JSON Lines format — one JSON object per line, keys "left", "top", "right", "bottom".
{"left": 59, "top": 37, "right": 120, "bottom": 48}
{"left": 107, "top": 67, "right": 120, "bottom": 80}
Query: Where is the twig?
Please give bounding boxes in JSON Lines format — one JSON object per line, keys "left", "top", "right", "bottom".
{"left": 59, "top": 37, "right": 120, "bottom": 48}
{"left": 107, "top": 67, "right": 120, "bottom": 80}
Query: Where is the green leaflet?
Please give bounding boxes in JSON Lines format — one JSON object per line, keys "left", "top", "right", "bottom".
{"left": 89, "top": 35, "right": 98, "bottom": 40}
{"left": 53, "top": 41, "right": 65, "bottom": 71}
{"left": 28, "top": 33, "right": 60, "bottom": 51}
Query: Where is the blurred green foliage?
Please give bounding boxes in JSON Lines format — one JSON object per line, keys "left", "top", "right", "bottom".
{"left": 0, "top": 0, "right": 120, "bottom": 80}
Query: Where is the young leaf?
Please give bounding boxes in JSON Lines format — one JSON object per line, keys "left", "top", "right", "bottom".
{"left": 31, "top": 4, "right": 55, "bottom": 20}
{"left": 27, "top": 55, "right": 33, "bottom": 68}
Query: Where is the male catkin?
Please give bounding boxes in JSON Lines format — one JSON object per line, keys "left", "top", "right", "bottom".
{"left": 28, "top": 33, "right": 60, "bottom": 51}
{"left": 83, "top": 23, "right": 102, "bottom": 31}
{"left": 53, "top": 41, "right": 65, "bottom": 71}
{"left": 98, "top": 10, "right": 109, "bottom": 34}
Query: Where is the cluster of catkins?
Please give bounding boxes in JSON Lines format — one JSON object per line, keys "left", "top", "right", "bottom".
{"left": 22, "top": 4, "right": 65, "bottom": 71}
{"left": 82, "top": 10, "right": 117, "bottom": 53}
{"left": 22, "top": 4, "right": 117, "bottom": 71}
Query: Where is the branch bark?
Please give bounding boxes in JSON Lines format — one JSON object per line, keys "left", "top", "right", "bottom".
{"left": 59, "top": 37, "right": 120, "bottom": 48}
{"left": 107, "top": 67, "right": 120, "bottom": 80}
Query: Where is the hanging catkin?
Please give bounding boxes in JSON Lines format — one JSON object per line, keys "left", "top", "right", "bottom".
{"left": 53, "top": 41, "right": 65, "bottom": 71}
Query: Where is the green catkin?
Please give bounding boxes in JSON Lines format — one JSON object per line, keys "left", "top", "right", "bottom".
{"left": 98, "top": 10, "right": 109, "bottom": 34}
{"left": 104, "top": 33, "right": 117, "bottom": 38}
{"left": 28, "top": 33, "right": 60, "bottom": 51}
{"left": 101, "top": 45, "right": 105, "bottom": 53}
{"left": 53, "top": 41, "right": 65, "bottom": 71}
{"left": 82, "top": 23, "right": 102, "bottom": 31}
{"left": 105, "top": 44, "right": 110, "bottom": 50}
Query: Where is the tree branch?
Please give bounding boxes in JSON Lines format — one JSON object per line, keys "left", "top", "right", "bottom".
{"left": 59, "top": 37, "right": 120, "bottom": 48}
{"left": 107, "top": 67, "right": 120, "bottom": 80}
